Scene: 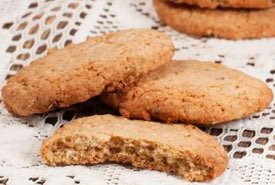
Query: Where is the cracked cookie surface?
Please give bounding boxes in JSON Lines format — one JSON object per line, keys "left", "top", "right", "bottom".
{"left": 41, "top": 114, "right": 228, "bottom": 182}
{"left": 2, "top": 29, "right": 174, "bottom": 116}
{"left": 168, "top": 0, "right": 274, "bottom": 9}
{"left": 102, "top": 61, "right": 273, "bottom": 124}
{"left": 154, "top": 0, "right": 275, "bottom": 40}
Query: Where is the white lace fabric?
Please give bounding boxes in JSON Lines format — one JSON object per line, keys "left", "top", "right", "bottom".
{"left": 0, "top": 0, "right": 274, "bottom": 184}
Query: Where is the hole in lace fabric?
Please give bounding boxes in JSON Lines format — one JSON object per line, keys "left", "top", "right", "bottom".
{"left": 22, "top": 11, "right": 32, "bottom": 18}
{"left": 41, "top": 29, "right": 51, "bottom": 40}
{"left": 68, "top": 3, "right": 79, "bottom": 9}
{"left": 266, "top": 155, "right": 275, "bottom": 160}
{"left": 256, "top": 138, "right": 269, "bottom": 145}
{"left": 224, "top": 135, "right": 237, "bottom": 142}
{"left": 252, "top": 148, "right": 264, "bottom": 154}
{"left": 223, "top": 145, "right": 232, "bottom": 152}
{"left": 2, "top": 22, "right": 13, "bottom": 29}
{"left": 80, "top": 12, "right": 87, "bottom": 19}
{"left": 63, "top": 12, "right": 73, "bottom": 18}
{"left": 238, "top": 141, "right": 251, "bottom": 148}
{"left": 45, "top": 15, "right": 56, "bottom": 25}
{"left": 64, "top": 40, "right": 72, "bottom": 46}
{"left": 57, "top": 21, "right": 68, "bottom": 29}
{"left": 6, "top": 45, "right": 16, "bottom": 53}
{"left": 70, "top": 29, "right": 77, "bottom": 36}
{"left": 33, "top": 12, "right": 44, "bottom": 20}
{"left": 16, "top": 53, "right": 30, "bottom": 61}
{"left": 268, "top": 145, "right": 275, "bottom": 151}
{"left": 0, "top": 177, "right": 9, "bottom": 185}
{"left": 29, "top": 177, "right": 39, "bottom": 182}
{"left": 45, "top": 116, "right": 58, "bottom": 126}
{"left": 36, "top": 44, "right": 47, "bottom": 55}
{"left": 51, "top": 6, "right": 61, "bottom": 12}
{"left": 28, "top": 24, "right": 40, "bottom": 35}
{"left": 209, "top": 128, "right": 223, "bottom": 136}
{"left": 266, "top": 78, "right": 274, "bottom": 83}
{"left": 86, "top": 4, "right": 92, "bottom": 9}
{"left": 261, "top": 127, "right": 273, "bottom": 134}
{"left": 16, "top": 22, "right": 28, "bottom": 31}
{"left": 242, "top": 130, "right": 255, "bottom": 138}
{"left": 28, "top": 2, "right": 38, "bottom": 9}
{"left": 10, "top": 64, "right": 23, "bottom": 71}
{"left": 53, "top": 33, "right": 63, "bottom": 43}
{"left": 233, "top": 151, "right": 247, "bottom": 159}
{"left": 23, "top": 39, "right": 35, "bottom": 49}
{"left": 12, "top": 34, "right": 22, "bottom": 41}
{"left": 29, "top": 177, "right": 46, "bottom": 185}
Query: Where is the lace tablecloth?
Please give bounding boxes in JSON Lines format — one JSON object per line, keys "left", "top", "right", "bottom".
{"left": 0, "top": 0, "right": 274, "bottom": 185}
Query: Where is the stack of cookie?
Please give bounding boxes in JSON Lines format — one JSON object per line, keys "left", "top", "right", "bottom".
{"left": 153, "top": 0, "right": 275, "bottom": 39}
{"left": 1, "top": 29, "right": 273, "bottom": 182}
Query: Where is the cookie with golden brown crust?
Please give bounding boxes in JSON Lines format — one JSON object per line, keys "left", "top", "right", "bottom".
{"left": 41, "top": 114, "right": 228, "bottom": 182}
{"left": 102, "top": 61, "right": 273, "bottom": 124}
{"left": 154, "top": 0, "right": 275, "bottom": 40}
{"left": 1, "top": 29, "right": 174, "bottom": 116}
{"left": 168, "top": 0, "right": 274, "bottom": 9}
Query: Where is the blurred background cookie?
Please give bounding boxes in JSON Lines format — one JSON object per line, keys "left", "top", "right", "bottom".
{"left": 154, "top": 0, "right": 275, "bottom": 39}
{"left": 168, "top": 0, "right": 274, "bottom": 9}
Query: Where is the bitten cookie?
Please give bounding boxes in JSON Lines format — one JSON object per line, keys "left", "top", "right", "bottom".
{"left": 168, "top": 0, "right": 274, "bottom": 9}
{"left": 41, "top": 115, "right": 228, "bottom": 182}
{"left": 1, "top": 29, "right": 174, "bottom": 116}
{"left": 154, "top": 0, "right": 275, "bottom": 40}
{"left": 102, "top": 61, "right": 273, "bottom": 124}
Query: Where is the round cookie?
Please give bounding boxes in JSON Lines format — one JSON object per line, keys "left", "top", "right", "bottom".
{"left": 101, "top": 61, "right": 273, "bottom": 124}
{"left": 2, "top": 29, "right": 174, "bottom": 116}
{"left": 154, "top": 0, "right": 275, "bottom": 40}
{"left": 168, "top": 0, "right": 274, "bottom": 9}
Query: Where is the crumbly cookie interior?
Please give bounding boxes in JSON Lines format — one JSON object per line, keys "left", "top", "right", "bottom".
{"left": 43, "top": 135, "right": 213, "bottom": 182}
